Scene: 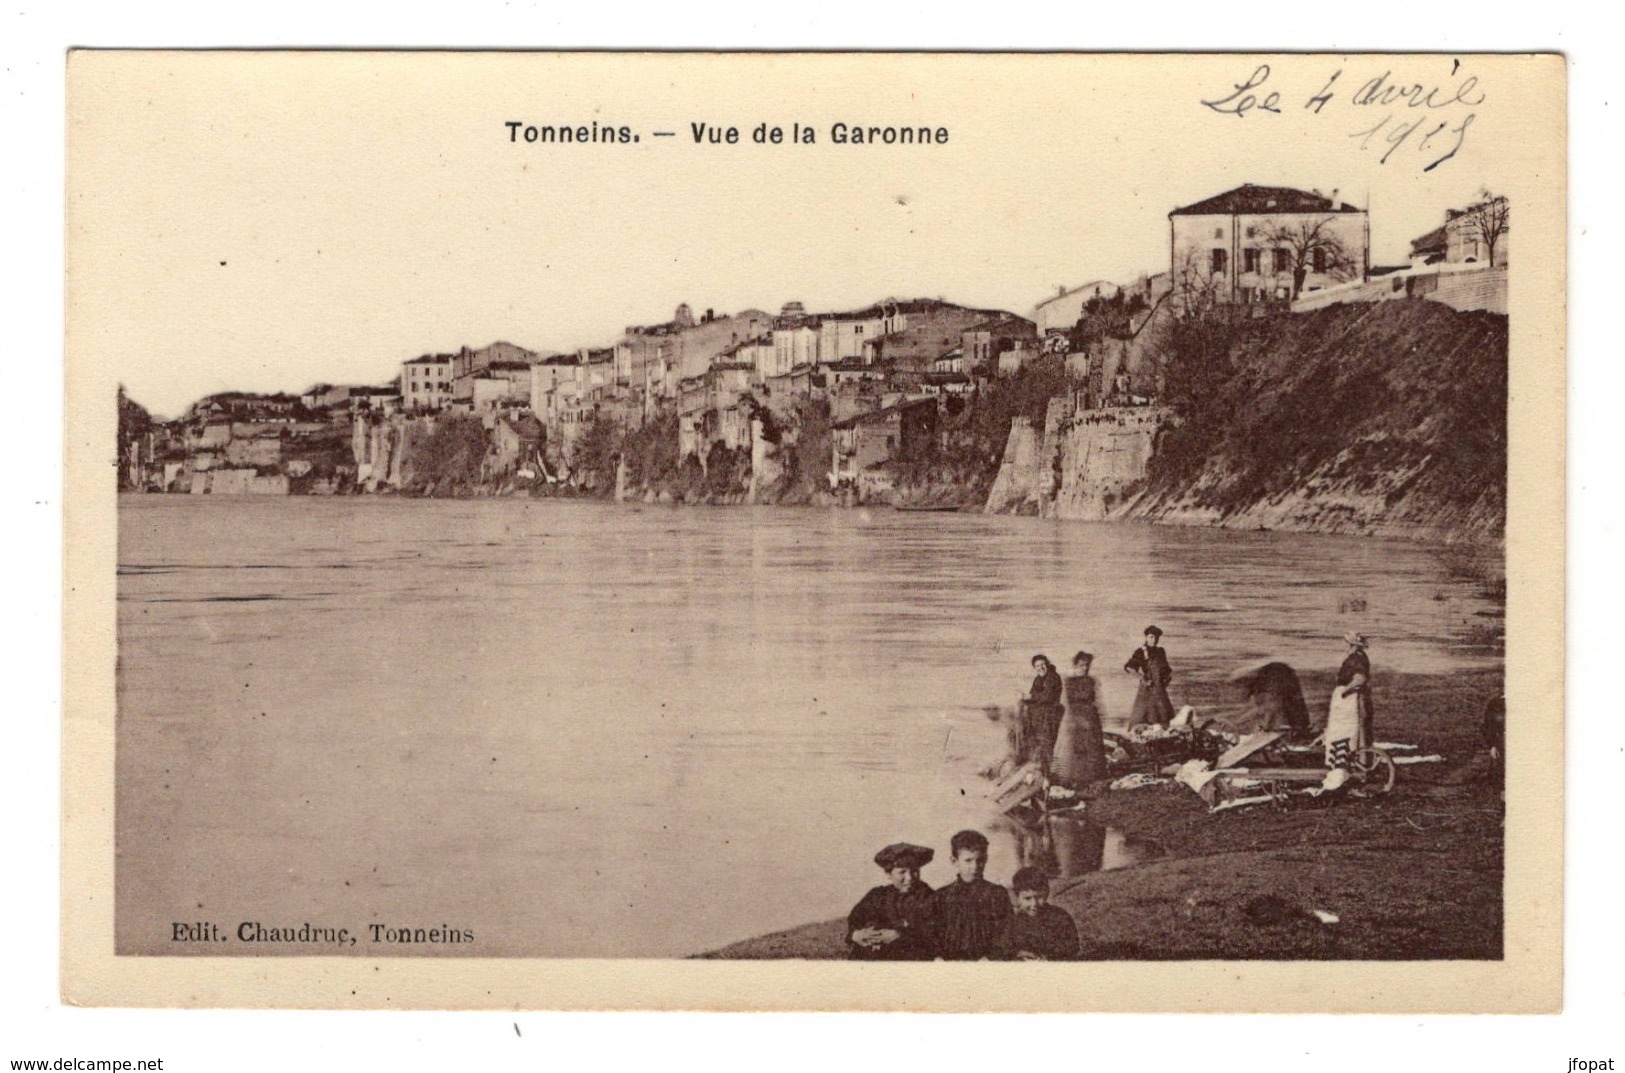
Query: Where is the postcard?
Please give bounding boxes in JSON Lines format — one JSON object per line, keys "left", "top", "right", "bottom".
{"left": 64, "top": 50, "right": 1565, "bottom": 1010}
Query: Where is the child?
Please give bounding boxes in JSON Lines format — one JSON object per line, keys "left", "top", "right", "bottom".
{"left": 847, "top": 842, "right": 938, "bottom": 960}
{"left": 996, "top": 867, "right": 1079, "bottom": 961}
{"left": 933, "top": 829, "right": 1010, "bottom": 960}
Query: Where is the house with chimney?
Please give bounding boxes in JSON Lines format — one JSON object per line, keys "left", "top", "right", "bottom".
{"left": 1033, "top": 281, "right": 1122, "bottom": 336}
{"left": 1169, "top": 184, "right": 1369, "bottom": 307}
{"left": 1410, "top": 194, "right": 1509, "bottom": 268}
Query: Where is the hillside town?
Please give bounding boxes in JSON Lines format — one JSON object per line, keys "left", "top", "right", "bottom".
{"left": 119, "top": 184, "right": 1510, "bottom": 509}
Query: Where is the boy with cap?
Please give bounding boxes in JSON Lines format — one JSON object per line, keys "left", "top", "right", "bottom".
{"left": 933, "top": 829, "right": 1010, "bottom": 960}
{"left": 847, "top": 842, "right": 939, "bottom": 960}
{"left": 995, "top": 867, "right": 1080, "bottom": 961}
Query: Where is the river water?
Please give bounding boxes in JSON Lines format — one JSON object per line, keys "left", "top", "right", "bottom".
{"left": 116, "top": 496, "right": 1501, "bottom": 957}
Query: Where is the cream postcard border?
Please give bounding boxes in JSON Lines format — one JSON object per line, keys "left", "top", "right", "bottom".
{"left": 62, "top": 50, "right": 1565, "bottom": 1011}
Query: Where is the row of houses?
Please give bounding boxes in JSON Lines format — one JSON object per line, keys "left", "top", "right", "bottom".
{"left": 161, "top": 183, "right": 1509, "bottom": 493}
{"left": 383, "top": 297, "right": 1041, "bottom": 468}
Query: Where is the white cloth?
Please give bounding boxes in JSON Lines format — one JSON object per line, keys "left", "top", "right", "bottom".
{"left": 1109, "top": 773, "right": 1167, "bottom": 791}
{"left": 1174, "top": 759, "right": 1218, "bottom": 793}
{"left": 1324, "top": 685, "right": 1365, "bottom": 764}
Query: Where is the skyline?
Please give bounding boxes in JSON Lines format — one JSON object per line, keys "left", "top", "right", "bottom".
{"left": 71, "top": 53, "right": 1543, "bottom": 417}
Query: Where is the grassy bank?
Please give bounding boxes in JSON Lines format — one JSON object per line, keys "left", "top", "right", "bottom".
{"left": 698, "top": 665, "right": 1503, "bottom": 960}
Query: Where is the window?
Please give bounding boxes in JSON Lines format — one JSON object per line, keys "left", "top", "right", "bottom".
{"left": 1312, "top": 248, "right": 1328, "bottom": 273}
{"left": 1213, "top": 227, "right": 1224, "bottom": 239}
{"left": 1211, "top": 248, "right": 1228, "bottom": 274}
{"left": 1244, "top": 248, "right": 1261, "bottom": 273}
{"left": 1274, "top": 248, "right": 1291, "bottom": 274}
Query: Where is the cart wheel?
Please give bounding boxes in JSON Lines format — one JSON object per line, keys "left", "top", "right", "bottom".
{"left": 1352, "top": 748, "right": 1396, "bottom": 793}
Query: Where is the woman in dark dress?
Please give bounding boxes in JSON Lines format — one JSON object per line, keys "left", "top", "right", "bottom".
{"left": 1124, "top": 626, "right": 1175, "bottom": 728}
{"left": 1022, "top": 654, "right": 1065, "bottom": 774}
{"left": 1052, "top": 651, "right": 1108, "bottom": 787}
{"left": 847, "top": 843, "right": 939, "bottom": 960}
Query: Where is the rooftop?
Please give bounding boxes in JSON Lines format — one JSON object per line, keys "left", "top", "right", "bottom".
{"left": 1170, "top": 184, "right": 1363, "bottom": 217}
{"left": 831, "top": 397, "right": 936, "bottom": 429}
{"left": 1034, "top": 281, "right": 1118, "bottom": 310}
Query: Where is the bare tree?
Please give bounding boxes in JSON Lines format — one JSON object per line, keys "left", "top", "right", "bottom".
{"left": 1171, "top": 248, "right": 1226, "bottom": 318}
{"left": 1261, "top": 215, "right": 1357, "bottom": 299}
{"left": 1455, "top": 190, "right": 1510, "bottom": 267}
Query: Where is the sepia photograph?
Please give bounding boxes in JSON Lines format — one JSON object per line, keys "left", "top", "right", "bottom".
{"left": 63, "top": 49, "right": 1565, "bottom": 1010}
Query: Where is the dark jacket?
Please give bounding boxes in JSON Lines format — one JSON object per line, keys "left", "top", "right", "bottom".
{"left": 995, "top": 904, "right": 1080, "bottom": 961}
{"left": 1124, "top": 645, "right": 1172, "bottom": 687}
{"left": 934, "top": 878, "right": 1011, "bottom": 960}
{"left": 1029, "top": 666, "right": 1063, "bottom": 709}
{"left": 846, "top": 881, "right": 938, "bottom": 960}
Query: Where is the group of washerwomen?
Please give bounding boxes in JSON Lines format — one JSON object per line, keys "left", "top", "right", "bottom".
{"left": 1023, "top": 626, "right": 1378, "bottom": 779}
{"left": 847, "top": 829, "right": 1079, "bottom": 961}
{"left": 845, "top": 630, "right": 1380, "bottom": 962}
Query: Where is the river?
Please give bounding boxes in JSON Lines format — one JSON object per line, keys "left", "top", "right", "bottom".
{"left": 115, "top": 496, "right": 1501, "bottom": 957}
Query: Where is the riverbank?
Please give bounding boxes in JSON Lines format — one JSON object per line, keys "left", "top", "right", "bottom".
{"left": 697, "top": 665, "right": 1504, "bottom": 960}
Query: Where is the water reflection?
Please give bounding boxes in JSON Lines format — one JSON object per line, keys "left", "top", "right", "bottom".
{"left": 990, "top": 813, "right": 1163, "bottom": 881}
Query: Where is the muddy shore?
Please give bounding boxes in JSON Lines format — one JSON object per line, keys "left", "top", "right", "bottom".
{"left": 698, "top": 666, "right": 1504, "bottom": 960}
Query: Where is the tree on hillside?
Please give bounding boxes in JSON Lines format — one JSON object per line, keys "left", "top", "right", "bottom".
{"left": 1067, "top": 291, "right": 1149, "bottom": 353}
{"left": 1456, "top": 190, "right": 1510, "bottom": 267}
{"left": 1262, "top": 214, "right": 1358, "bottom": 299}
{"left": 117, "top": 385, "right": 154, "bottom": 489}
{"left": 411, "top": 414, "right": 488, "bottom": 492}
{"left": 1171, "top": 248, "right": 1228, "bottom": 318}
{"left": 572, "top": 410, "right": 622, "bottom": 490}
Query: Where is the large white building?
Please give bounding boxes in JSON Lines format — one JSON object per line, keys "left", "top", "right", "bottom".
{"left": 1168, "top": 184, "right": 1369, "bottom": 306}
{"left": 1032, "top": 281, "right": 1122, "bottom": 335}
{"left": 399, "top": 355, "right": 455, "bottom": 411}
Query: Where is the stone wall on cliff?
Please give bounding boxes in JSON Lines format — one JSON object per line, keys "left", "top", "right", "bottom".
{"left": 984, "top": 299, "right": 1507, "bottom": 543}
{"left": 984, "top": 417, "right": 1046, "bottom": 514}
{"left": 984, "top": 402, "right": 1167, "bottom": 520}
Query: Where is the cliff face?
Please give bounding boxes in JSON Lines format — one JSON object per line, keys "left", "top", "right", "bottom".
{"left": 986, "top": 402, "right": 1167, "bottom": 519}
{"left": 986, "top": 300, "right": 1507, "bottom": 543}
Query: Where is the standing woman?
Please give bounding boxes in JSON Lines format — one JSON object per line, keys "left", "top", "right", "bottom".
{"left": 1023, "top": 655, "right": 1065, "bottom": 774}
{"left": 1325, "top": 632, "right": 1374, "bottom": 769}
{"left": 1052, "top": 651, "right": 1109, "bottom": 787}
{"left": 1124, "top": 626, "right": 1175, "bottom": 728}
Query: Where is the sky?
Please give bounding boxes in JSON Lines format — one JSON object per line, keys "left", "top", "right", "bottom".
{"left": 69, "top": 52, "right": 1556, "bottom": 418}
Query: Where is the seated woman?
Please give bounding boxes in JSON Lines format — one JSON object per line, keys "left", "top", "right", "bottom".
{"left": 847, "top": 843, "right": 939, "bottom": 960}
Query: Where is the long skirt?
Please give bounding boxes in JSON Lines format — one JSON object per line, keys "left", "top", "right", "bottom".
{"left": 1129, "top": 680, "right": 1174, "bottom": 728}
{"left": 1324, "top": 687, "right": 1368, "bottom": 767}
{"left": 1017, "top": 700, "right": 1064, "bottom": 771}
{"left": 1052, "top": 679, "right": 1108, "bottom": 786}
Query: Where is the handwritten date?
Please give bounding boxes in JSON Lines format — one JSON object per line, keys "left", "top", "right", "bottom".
{"left": 1200, "top": 61, "right": 1485, "bottom": 173}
